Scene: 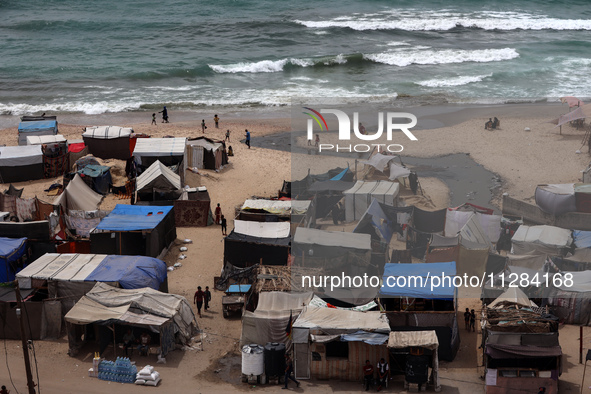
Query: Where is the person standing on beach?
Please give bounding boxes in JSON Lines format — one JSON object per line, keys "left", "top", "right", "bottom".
{"left": 204, "top": 286, "right": 212, "bottom": 311}
{"left": 1, "top": 385, "right": 10, "bottom": 394}
{"left": 214, "top": 114, "right": 219, "bottom": 128}
{"left": 225, "top": 129, "right": 231, "bottom": 142}
{"left": 464, "top": 308, "right": 470, "bottom": 331}
{"left": 221, "top": 215, "right": 227, "bottom": 236}
{"left": 470, "top": 309, "right": 476, "bottom": 332}
{"left": 245, "top": 129, "right": 251, "bottom": 149}
{"left": 194, "top": 286, "right": 205, "bottom": 317}
{"left": 215, "top": 203, "right": 222, "bottom": 224}
{"left": 151, "top": 113, "right": 157, "bottom": 125}
{"left": 159, "top": 106, "right": 169, "bottom": 123}
{"left": 201, "top": 119, "right": 206, "bottom": 133}
{"left": 315, "top": 134, "right": 320, "bottom": 147}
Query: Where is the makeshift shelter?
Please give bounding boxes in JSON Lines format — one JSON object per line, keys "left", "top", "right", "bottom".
{"left": 0, "top": 286, "right": 43, "bottom": 340}
{"left": 575, "top": 183, "right": 591, "bottom": 213}
{"left": 488, "top": 287, "right": 535, "bottom": 309}
{"left": 535, "top": 184, "right": 576, "bottom": 216}
{"left": 456, "top": 214, "right": 492, "bottom": 276}
{"left": 353, "top": 199, "right": 412, "bottom": 244}
{"left": 387, "top": 330, "right": 441, "bottom": 392}
{"left": 292, "top": 306, "right": 390, "bottom": 380}
{"left": 444, "top": 209, "right": 501, "bottom": 243}
{"left": 343, "top": 181, "right": 400, "bottom": 222}
{"left": 361, "top": 153, "right": 411, "bottom": 180}
{"left": 26, "top": 135, "right": 70, "bottom": 178}
{"left": 511, "top": 225, "right": 572, "bottom": 256}
{"left": 90, "top": 204, "right": 176, "bottom": 259}
{"left": 240, "top": 291, "right": 313, "bottom": 346}
{"left": 18, "top": 119, "right": 58, "bottom": 146}
{"left": 26, "top": 134, "right": 67, "bottom": 146}
{"left": 412, "top": 207, "right": 446, "bottom": 234}
{"left": 223, "top": 220, "right": 291, "bottom": 268}
{"left": 55, "top": 173, "right": 103, "bottom": 213}
{"left": 133, "top": 137, "right": 186, "bottom": 167}
{"left": 291, "top": 167, "right": 353, "bottom": 199}
{"left": 65, "top": 282, "right": 197, "bottom": 357}
{"left": 186, "top": 136, "right": 228, "bottom": 170}
{"left": 77, "top": 164, "right": 112, "bottom": 195}
{"left": 136, "top": 160, "right": 181, "bottom": 201}
{"left": 0, "top": 145, "right": 44, "bottom": 183}
{"left": 484, "top": 332, "right": 561, "bottom": 394}
{"left": 239, "top": 199, "right": 310, "bottom": 222}
{"left": 82, "top": 126, "right": 133, "bottom": 160}
{"left": 0, "top": 237, "right": 28, "bottom": 283}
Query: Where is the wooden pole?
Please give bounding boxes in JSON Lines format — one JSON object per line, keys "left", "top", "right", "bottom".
{"left": 581, "top": 359, "right": 587, "bottom": 394}
{"left": 15, "top": 282, "right": 37, "bottom": 394}
{"left": 581, "top": 326, "right": 584, "bottom": 364}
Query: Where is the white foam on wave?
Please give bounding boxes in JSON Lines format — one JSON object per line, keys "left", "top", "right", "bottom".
{"left": 416, "top": 74, "right": 493, "bottom": 87}
{"left": 364, "top": 48, "right": 519, "bottom": 67}
{"left": 294, "top": 10, "right": 591, "bottom": 31}
{"left": 0, "top": 100, "right": 143, "bottom": 116}
{"left": 209, "top": 54, "right": 347, "bottom": 74}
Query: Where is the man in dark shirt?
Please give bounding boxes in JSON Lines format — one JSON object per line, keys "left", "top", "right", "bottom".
{"left": 194, "top": 286, "right": 205, "bottom": 317}
{"left": 283, "top": 354, "right": 300, "bottom": 389}
{"left": 204, "top": 286, "right": 212, "bottom": 311}
{"left": 363, "top": 360, "right": 374, "bottom": 391}
{"left": 221, "top": 215, "right": 227, "bottom": 236}
{"left": 464, "top": 308, "right": 470, "bottom": 331}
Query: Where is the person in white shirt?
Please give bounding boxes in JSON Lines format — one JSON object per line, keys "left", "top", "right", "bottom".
{"left": 376, "top": 357, "right": 389, "bottom": 391}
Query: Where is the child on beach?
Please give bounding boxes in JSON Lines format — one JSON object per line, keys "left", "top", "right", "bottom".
{"left": 245, "top": 129, "right": 251, "bottom": 148}
{"left": 214, "top": 114, "right": 219, "bottom": 128}
{"left": 225, "top": 129, "right": 231, "bottom": 142}
{"left": 315, "top": 134, "right": 320, "bottom": 147}
{"left": 151, "top": 113, "right": 156, "bottom": 125}
{"left": 201, "top": 119, "right": 206, "bottom": 133}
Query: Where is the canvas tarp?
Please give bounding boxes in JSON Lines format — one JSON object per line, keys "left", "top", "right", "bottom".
{"left": 511, "top": 225, "right": 572, "bottom": 255}
{"left": 241, "top": 199, "right": 310, "bottom": 216}
{"left": 388, "top": 330, "right": 440, "bottom": 390}
{"left": 535, "top": 184, "right": 576, "bottom": 216}
{"left": 136, "top": 160, "right": 181, "bottom": 193}
{"left": 308, "top": 295, "right": 377, "bottom": 311}
{"left": 343, "top": 181, "right": 400, "bottom": 222}
{"left": 293, "top": 306, "right": 390, "bottom": 333}
{"left": 133, "top": 137, "right": 186, "bottom": 165}
{"left": 65, "top": 282, "right": 197, "bottom": 345}
{"left": 565, "top": 248, "right": 591, "bottom": 263}
{"left": 234, "top": 220, "right": 291, "bottom": 238}
{"left": 380, "top": 262, "right": 456, "bottom": 299}
{"left": 431, "top": 234, "right": 459, "bottom": 248}
{"left": 0, "top": 237, "right": 27, "bottom": 282}
{"left": 54, "top": 173, "right": 103, "bottom": 213}
{"left": 413, "top": 207, "right": 446, "bottom": 233}
{"left": 26, "top": 135, "right": 67, "bottom": 145}
{"left": 506, "top": 253, "right": 547, "bottom": 270}
{"left": 486, "top": 332, "right": 561, "bottom": 358}
{"left": 488, "top": 287, "right": 533, "bottom": 308}
{"left": 459, "top": 213, "right": 493, "bottom": 250}
{"left": 361, "top": 153, "right": 411, "bottom": 180}
{"left": 294, "top": 227, "right": 371, "bottom": 251}
{"left": 0, "top": 145, "right": 42, "bottom": 166}
{"left": 82, "top": 126, "right": 133, "bottom": 160}
{"left": 240, "top": 291, "right": 313, "bottom": 346}
{"left": 82, "top": 126, "right": 133, "bottom": 139}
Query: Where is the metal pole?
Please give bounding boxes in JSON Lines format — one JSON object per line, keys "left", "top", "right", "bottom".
{"left": 581, "top": 326, "right": 584, "bottom": 364}
{"left": 15, "top": 282, "right": 37, "bottom": 394}
{"left": 581, "top": 360, "right": 587, "bottom": 394}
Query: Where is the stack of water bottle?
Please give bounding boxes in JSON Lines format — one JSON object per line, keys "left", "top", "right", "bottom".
{"left": 98, "top": 357, "right": 138, "bottom": 383}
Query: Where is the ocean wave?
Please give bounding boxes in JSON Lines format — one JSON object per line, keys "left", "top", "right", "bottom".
{"left": 209, "top": 54, "right": 351, "bottom": 73}
{"left": 364, "top": 48, "right": 519, "bottom": 67}
{"left": 294, "top": 11, "right": 591, "bottom": 31}
{"left": 416, "top": 74, "right": 493, "bottom": 87}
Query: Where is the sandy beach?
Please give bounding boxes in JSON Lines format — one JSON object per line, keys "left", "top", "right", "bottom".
{"left": 1, "top": 102, "right": 589, "bottom": 393}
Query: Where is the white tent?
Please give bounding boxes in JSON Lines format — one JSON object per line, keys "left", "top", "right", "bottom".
{"left": 0, "top": 145, "right": 44, "bottom": 183}
{"left": 233, "top": 220, "right": 291, "bottom": 238}
{"left": 26, "top": 135, "right": 67, "bottom": 145}
{"left": 54, "top": 173, "right": 103, "bottom": 213}
{"left": 136, "top": 160, "right": 181, "bottom": 193}
{"left": 361, "top": 153, "right": 411, "bottom": 180}
{"left": 511, "top": 225, "right": 572, "bottom": 255}
{"left": 133, "top": 137, "right": 187, "bottom": 166}
{"left": 488, "top": 287, "right": 534, "bottom": 309}
{"left": 343, "top": 180, "right": 400, "bottom": 222}
{"left": 293, "top": 227, "right": 371, "bottom": 252}
{"left": 82, "top": 126, "right": 133, "bottom": 139}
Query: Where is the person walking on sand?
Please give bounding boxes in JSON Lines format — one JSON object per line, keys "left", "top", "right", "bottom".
{"left": 315, "top": 134, "right": 320, "bottom": 147}
{"left": 464, "top": 308, "right": 470, "bottom": 331}
{"left": 363, "top": 360, "right": 374, "bottom": 391}
{"left": 204, "top": 286, "right": 212, "bottom": 311}
{"left": 1, "top": 385, "right": 10, "bottom": 394}
{"left": 214, "top": 114, "right": 219, "bottom": 128}
{"left": 215, "top": 203, "right": 222, "bottom": 225}
{"left": 221, "top": 215, "right": 227, "bottom": 236}
{"left": 151, "top": 113, "right": 157, "bottom": 125}
{"left": 225, "top": 129, "right": 231, "bottom": 142}
{"left": 194, "top": 286, "right": 205, "bottom": 317}
{"left": 282, "top": 354, "right": 300, "bottom": 390}
{"left": 245, "top": 129, "right": 251, "bottom": 149}
{"left": 159, "top": 106, "right": 169, "bottom": 123}
{"left": 470, "top": 309, "right": 476, "bottom": 332}
{"left": 201, "top": 119, "right": 207, "bottom": 133}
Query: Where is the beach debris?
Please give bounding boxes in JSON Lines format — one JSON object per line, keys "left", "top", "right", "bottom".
{"left": 524, "top": 127, "right": 531, "bottom": 131}
{"left": 174, "top": 262, "right": 182, "bottom": 268}
{"left": 178, "top": 254, "right": 186, "bottom": 260}
{"left": 183, "top": 239, "right": 193, "bottom": 244}
{"left": 180, "top": 246, "right": 188, "bottom": 252}
{"left": 167, "top": 267, "right": 174, "bottom": 272}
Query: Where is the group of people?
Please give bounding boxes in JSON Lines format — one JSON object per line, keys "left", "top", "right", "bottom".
{"left": 215, "top": 203, "right": 228, "bottom": 236}
{"left": 122, "top": 329, "right": 153, "bottom": 357}
{"left": 464, "top": 308, "right": 476, "bottom": 332}
{"left": 363, "top": 358, "right": 390, "bottom": 391}
{"left": 193, "top": 285, "right": 212, "bottom": 318}
{"left": 484, "top": 117, "right": 500, "bottom": 130}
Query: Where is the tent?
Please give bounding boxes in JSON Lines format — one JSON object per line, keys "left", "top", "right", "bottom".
{"left": 133, "top": 137, "right": 186, "bottom": 167}
{"left": 353, "top": 199, "right": 413, "bottom": 244}
{"left": 535, "top": 184, "right": 576, "bottom": 216}
{"left": 0, "top": 287, "right": 42, "bottom": 340}
{"left": 240, "top": 291, "right": 313, "bottom": 346}
{"left": 223, "top": 220, "right": 291, "bottom": 268}
{"left": 444, "top": 209, "right": 501, "bottom": 243}
{"left": 26, "top": 134, "right": 67, "bottom": 146}
{"left": 82, "top": 126, "right": 133, "bottom": 160}
{"left": 54, "top": 173, "right": 103, "bottom": 213}
{"left": 488, "top": 287, "right": 534, "bottom": 309}
{"left": 387, "top": 331, "right": 441, "bottom": 392}
{"left": 380, "top": 262, "right": 456, "bottom": 299}
{"left": 186, "top": 136, "right": 228, "bottom": 170}
{"left": 292, "top": 306, "right": 390, "bottom": 380}
{"left": 90, "top": 204, "right": 176, "bottom": 259}
{"left": 361, "top": 153, "right": 411, "bottom": 180}
{"left": 343, "top": 181, "right": 400, "bottom": 222}
{"left": 77, "top": 164, "right": 112, "bottom": 195}
{"left": 18, "top": 119, "right": 58, "bottom": 146}
{"left": 65, "top": 282, "right": 197, "bottom": 357}
{"left": 0, "top": 145, "right": 44, "bottom": 183}
{"left": 0, "top": 237, "right": 28, "bottom": 283}
{"left": 136, "top": 160, "right": 181, "bottom": 200}
{"left": 511, "top": 225, "right": 572, "bottom": 255}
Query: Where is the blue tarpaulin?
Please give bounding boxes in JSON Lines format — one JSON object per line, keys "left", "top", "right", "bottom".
{"left": 226, "top": 284, "right": 251, "bottom": 293}
{"left": 18, "top": 120, "right": 58, "bottom": 132}
{"left": 330, "top": 167, "right": 350, "bottom": 181}
{"left": 380, "top": 262, "right": 456, "bottom": 299}
{"left": 573, "top": 231, "right": 591, "bottom": 249}
{"left": 85, "top": 255, "right": 167, "bottom": 290}
{"left": 0, "top": 237, "right": 27, "bottom": 283}
{"left": 78, "top": 164, "right": 112, "bottom": 195}
{"left": 354, "top": 198, "right": 394, "bottom": 243}
{"left": 96, "top": 204, "right": 173, "bottom": 231}
{"left": 341, "top": 330, "right": 389, "bottom": 345}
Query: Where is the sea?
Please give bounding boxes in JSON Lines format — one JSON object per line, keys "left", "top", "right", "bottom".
{"left": 1, "top": 0, "right": 591, "bottom": 115}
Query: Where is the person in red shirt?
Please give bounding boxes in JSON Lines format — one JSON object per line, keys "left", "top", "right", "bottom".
{"left": 215, "top": 203, "right": 222, "bottom": 225}
{"left": 363, "top": 360, "right": 374, "bottom": 391}
{"left": 194, "top": 286, "right": 205, "bottom": 317}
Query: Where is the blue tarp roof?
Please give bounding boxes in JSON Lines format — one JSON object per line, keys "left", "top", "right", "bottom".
{"left": 574, "top": 231, "right": 591, "bottom": 249}
{"left": 380, "top": 262, "right": 457, "bottom": 299}
{"left": 330, "top": 167, "right": 350, "bottom": 181}
{"left": 96, "top": 204, "right": 173, "bottom": 231}
{"left": 85, "top": 255, "right": 167, "bottom": 290}
{"left": 18, "top": 120, "right": 58, "bottom": 132}
{"left": 0, "top": 237, "right": 27, "bottom": 283}
{"left": 227, "top": 284, "right": 251, "bottom": 293}
{"left": 78, "top": 164, "right": 110, "bottom": 178}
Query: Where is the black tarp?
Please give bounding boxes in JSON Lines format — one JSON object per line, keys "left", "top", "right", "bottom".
{"left": 413, "top": 207, "right": 446, "bottom": 233}
{"left": 223, "top": 230, "right": 290, "bottom": 268}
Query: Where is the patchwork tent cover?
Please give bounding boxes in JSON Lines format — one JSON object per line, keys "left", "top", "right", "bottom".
{"left": 54, "top": 173, "right": 103, "bottom": 212}
{"left": 133, "top": 137, "right": 186, "bottom": 164}
{"left": 82, "top": 126, "right": 133, "bottom": 160}
{"left": 353, "top": 199, "right": 413, "bottom": 244}
{"left": 136, "top": 160, "right": 181, "bottom": 193}
{"left": 343, "top": 181, "right": 400, "bottom": 222}
{"left": 380, "top": 262, "right": 457, "bottom": 299}
{"left": 65, "top": 282, "right": 196, "bottom": 344}
{"left": 293, "top": 306, "right": 390, "bottom": 333}
{"left": 511, "top": 225, "right": 572, "bottom": 255}
{"left": 96, "top": 204, "right": 174, "bottom": 231}
{"left": 241, "top": 199, "right": 310, "bottom": 216}
{"left": 0, "top": 237, "right": 27, "bottom": 282}
{"left": 18, "top": 120, "right": 58, "bottom": 145}
{"left": 16, "top": 253, "right": 167, "bottom": 290}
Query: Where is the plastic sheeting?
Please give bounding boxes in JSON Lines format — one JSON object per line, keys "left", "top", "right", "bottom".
{"left": 96, "top": 204, "right": 173, "bottom": 231}
{"left": 54, "top": 173, "right": 103, "bottom": 213}
{"left": 293, "top": 306, "right": 390, "bottom": 333}
{"left": 82, "top": 126, "right": 133, "bottom": 139}
{"left": 341, "top": 330, "right": 389, "bottom": 345}
{"left": 511, "top": 225, "right": 572, "bottom": 255}
{"left": 380, "top": 262, "right": 456, "bottom": 299}
{"left": 343, "top": 181, "right": 399, "bottom": 222}
{"left": 133, "top": 137, "right": 186, "bottom": 159}
{"left": 0, "top": 237, "right": 27, "bottom": 282}
{"left": 234, "top": 220, "right": 291, "bottom": 238}
{"left": 573, "top": 230, "right": 591, "bottom": 248}
{"left": 294, "top": 227, "right": 371, "bottom": 251}
{"left": 413, "top": 207, "right": 446, "bottom": 233}
{"left": 0, "top": 145, "right": 43, "bottom": 166}
{"left": 241, "top": 199, "right": 310, "bottom": 215}
{"left": 535, "top": 183, "right": 577, "bottom": 216}
{"left": 26, "top": 135, "right": 67, "bottom": 145}
{"left": 84, "top": 255, "right": 167, "bottom": 290}
{"left": 136, "top": 160, "right": 181, "bottom": 192}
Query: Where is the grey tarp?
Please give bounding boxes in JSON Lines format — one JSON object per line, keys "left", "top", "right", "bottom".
{"left": 511, "top": 225, "right": 572, "bottom": 255}
{"left": 388, "top": 330, "right": 440, "bottom": 391}
{"left": 54, "top": 173, "right": 103, "bottom": 213}
{"left": 293, "top": 306, "right": 390, "bottom": 333}
{"left": 535, "top": 184, "right": 576, "bottom": 216}
{"left": 486, "top": 332, "right": 561, "bottom": 358}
